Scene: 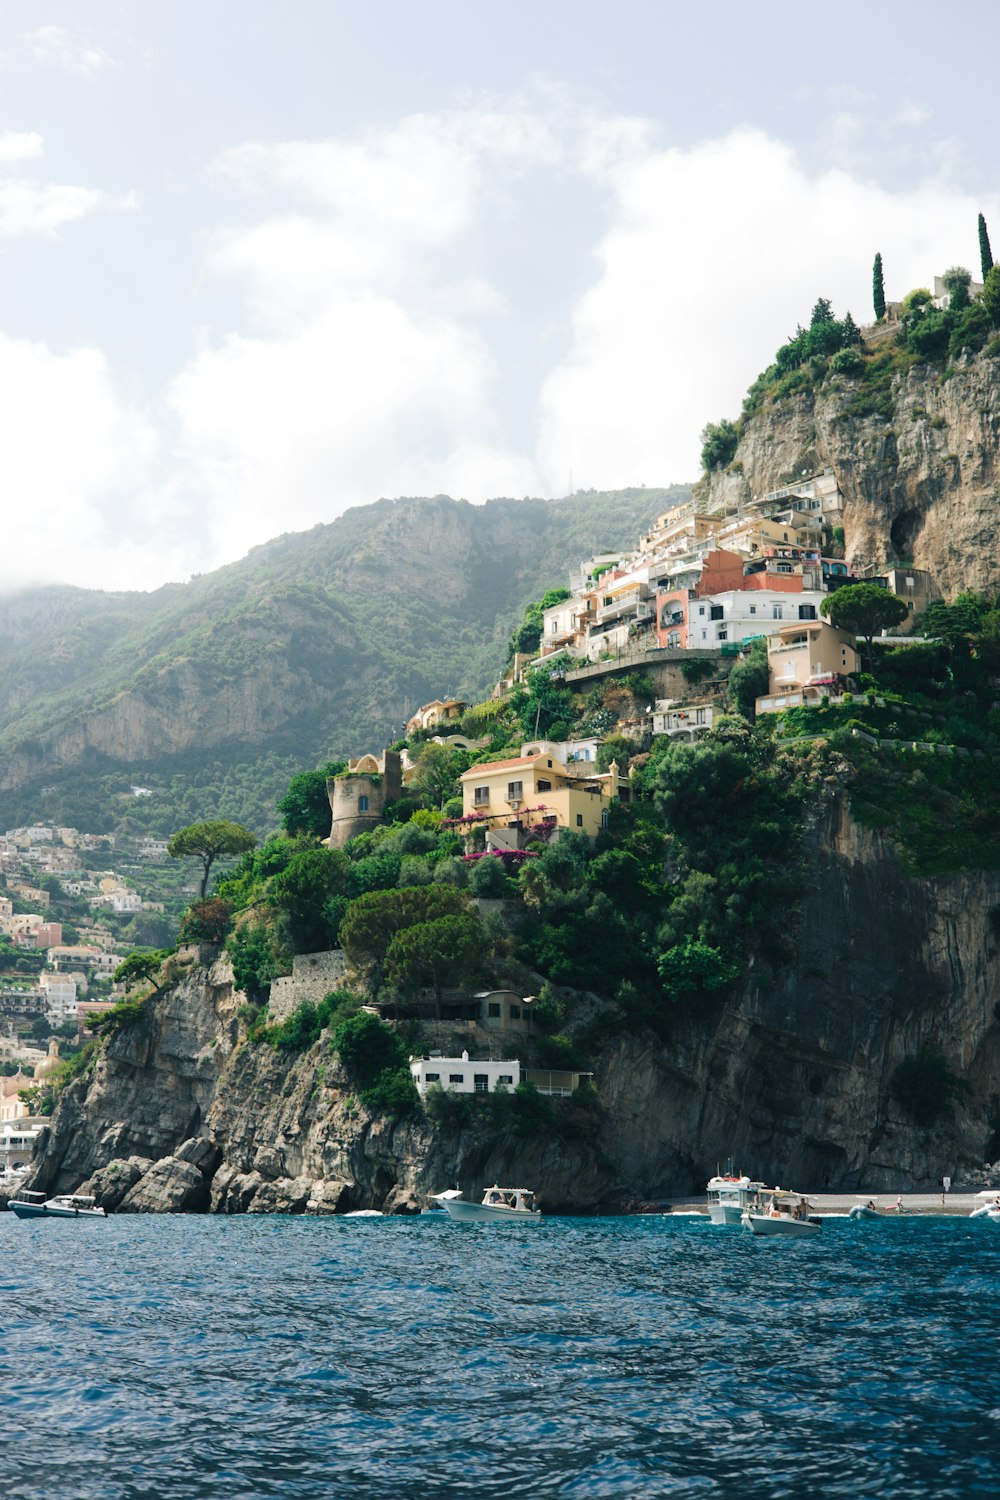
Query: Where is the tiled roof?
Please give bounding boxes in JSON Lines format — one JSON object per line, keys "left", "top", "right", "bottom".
{"left": 459, "top": 756, "right": 538, "bottom": 778}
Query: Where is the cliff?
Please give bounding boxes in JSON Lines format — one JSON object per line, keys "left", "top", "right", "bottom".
{"left": 702, "top": 345, "right": 1000, "bottom": 598}
{"left": 29, "top": 797, "right": 1000, "bottom": 1210}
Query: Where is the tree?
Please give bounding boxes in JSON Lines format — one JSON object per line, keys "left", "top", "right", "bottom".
{"left": 873, "top": 253, "right": 886, "bottom": 321}
{"left": 979, "top": 212, "right": 994, "bottom": 280}
{"left": 727, "top": 637, "right": 770, "bottom": 720}
{"left": 409, "top": 741, "right": 469, "bottom": 810}
{"left": 168, "top": 820, "right": 258, "bottom": 898}
{"left": 179, "top": 897, "right": 234, "bottom": 945}
{"left": 339, "top": 884, "right": 472, "bottom": 985}
{"left": 385, "top": 911, "right": 484, "bottom": 1005}
{"left": 700, "top": 418, "right": 740, "bottom": 472}
{"left": 841, "top": 310, "right": 861, "bottom": 344}
{"left": 268, "top": 846, "right": 352, "bottom": 952}
{"left": 277, "top": 761, "right": 346, "bottom": 838}
{"left": 810, "top": 297, "right": 834, "bottom": 326}
{"left": 941, "top": 265, "right": 972, "bottom": 312}
{"left": 820, "top": 583, "right": 908, "bottom": 666}
{"left": 113, "top": 951, "right": 170, "bottom": 992}
{"left": 981, "top": 264, "right": 1000, "bottom": 326}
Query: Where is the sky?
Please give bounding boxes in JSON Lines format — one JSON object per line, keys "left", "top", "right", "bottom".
{"left": 1, "top": 0, "right": 998, "bottom": 593}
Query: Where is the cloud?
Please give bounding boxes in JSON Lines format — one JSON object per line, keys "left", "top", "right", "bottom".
{"left": 25, "top": 24, "right": 116, "bottom": 80}
{"left": 0, "top": 179, "right": 132, "bottom": 238}
{"left": 0, "top": 131, "right": 43, "bottom": 163}
{"left": 536, "top": 125, "right": 994, "bottom": 490}
{"left": 0, "top": 332, "right": 164, "bottom": 591}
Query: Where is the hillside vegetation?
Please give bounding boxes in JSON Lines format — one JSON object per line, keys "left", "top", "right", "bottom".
{"left": 0, "top": 487, "right": 686, "bottom": 836}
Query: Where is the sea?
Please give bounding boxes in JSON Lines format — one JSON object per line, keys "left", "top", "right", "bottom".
{"left": 2, "top": 1210, "right": 997, "bottom": 1499}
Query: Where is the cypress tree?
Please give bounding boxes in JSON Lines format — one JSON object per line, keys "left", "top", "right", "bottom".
{"left": 873, "top": 253, "right": 886, "bottom": 321}
{"left": 978, "top": 213, "right": 994, "bottom": 280}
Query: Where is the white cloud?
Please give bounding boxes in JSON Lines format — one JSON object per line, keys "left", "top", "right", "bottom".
{"left": 25, "top": 24, "right": 116, "bottom": 80}
{"left": 0, "top": 131, "right": 43, "bottom": 163}
{"left": 0, "top": 179, "right": 132, "bottom": 238}
{"left": 536, "top": 126, "right": 993, "bottom": 490}
{"left": 0, "top": 332, "right": 164, "bottom": 591}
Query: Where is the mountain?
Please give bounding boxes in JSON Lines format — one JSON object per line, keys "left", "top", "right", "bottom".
{"left": 0, "top": 487, "right": 687, "bottom": 835}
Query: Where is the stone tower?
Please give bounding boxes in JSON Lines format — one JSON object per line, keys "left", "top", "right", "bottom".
{"left": 327, "top": 749, "right": 403, "bottom": 849}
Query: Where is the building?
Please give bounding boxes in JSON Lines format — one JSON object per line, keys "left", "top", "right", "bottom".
{"left": 755, "top": 620, "right": 861, "bottom": 714}
{"left": 651, "top": 702, "right": 715, "bottom": 739}
{"left": 326, "top": 750, "right": 403, "bottom": 849}
{"left": 475, "top": 990, "right": 534, "bottom": 1035}
{"left": 458, "top": 749, "right": 621, "bottom": 844}
{"left": 40, "top": 972, "right": 78, "bottom": 1020}
{"left": 409, "top": 1051, "right": 593, "bottom": 1097}
{"left": 0, "top": 1070, "right": 31, "bottom": 1124}
{"left": 405, "top": 699, "right": 466, "bottom": 735}
{"left": 661, "top": 585, "right": 825, "bottom": 651}
{"left": 410, "top": 1051, "right": 519, "bottom": 1096}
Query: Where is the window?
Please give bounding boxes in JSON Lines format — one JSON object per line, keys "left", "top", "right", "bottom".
{"left": 701, "top": 630, "right": 707, "bottom": 640}
{"left": 710, "top": 605, "right": 724, "bottom": 621}
{"left": 474, "top": 786, "right": 489, "bottom": 806}
{"left": 749, "top": 605, "right": 756, "bottom": 615}
{"left": 550, "top": 620, "right": 558, "bottom": 634}
{"left": 798, "top": 604, "right": 816, "bottom": 620}
{"left": 358, "top": 795, "right": 369, "bottom": 813}
{"left": 507, "top": 780, "right": 523, "bottom": 800}
{"left": 601, "top": 809, "right": 610, "bottom": 829}
{"left": 772, "top": 605, "right": 784, "bottom": 620}
{"left": 576, "top": 813, "right": 584, "bottom": 827}
{"left": 698, "top": 606, "right": 705, "bottom": 616}
{"left": 488, "top": 1003, "right": 501, "bottom": 1018}
{"left": 509, "top": 1005, "right": 520, "bottom": 1019}
{"left": 498, "top": 1074, "right": 513, "bottom": 1086}
{"left": 449, "top": 1073, "right": 464, "bottom": 1084}
{"left": 668, "top": 631, "right": 680, "bottom": 648}
{"left": 425, "top": 1072, "right": 440, "bottom": 1082}
{"left": 547, "top": 759, "right": 553, "bottom": 767}
{"left": 474, "top": 1074, "right": 489, "bottom": 1093}
{"left": 717, "top": 629, "right": 728, "bottom": 641}
{"left": 537, "top": 779, "right": 551, "bottom": 792}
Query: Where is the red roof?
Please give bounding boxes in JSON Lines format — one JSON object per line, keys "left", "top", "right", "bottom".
{"left": 459, "top": 755, "right": 538, "bottom": 778}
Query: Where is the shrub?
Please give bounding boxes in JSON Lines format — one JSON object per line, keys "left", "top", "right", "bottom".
{"left": 179, "top": 897, "right": 235, "bottom": 945}
{"left": 468, "top": 854, "right": 508, "bottom": 897}
{"left": 681, "top": 658, "right": 714, "bottom": 685}
{"left": 227, "top": 922, "right": 282, "bottom": 1001}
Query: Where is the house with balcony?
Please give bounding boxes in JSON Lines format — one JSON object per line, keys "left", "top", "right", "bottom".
{"left": 755, "top": 620, "right": 861, "bottom": 714}
{"left": 458, "top": 750, "right": 621, "bottom": 843}
{"left": 410, "top": 1051, "right": 593, "bottom": 1097}
{"left": 406, "top": 699, "right": 467, "bottom": 735}
{"left": 651, "top": 701, "right": 715, "bottom": 739}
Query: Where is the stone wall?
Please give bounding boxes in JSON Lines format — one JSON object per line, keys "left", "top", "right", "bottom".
{"left": 269, "top": 950, "right": 349, "bottom": 1020}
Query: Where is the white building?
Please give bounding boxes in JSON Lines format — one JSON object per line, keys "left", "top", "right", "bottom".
{"left": 652, "top": 702, "right": 715, "bottom": 739}
{"left": 685, "top": 587, "right": 826, "bottom": 648}
{"left": 410, "top": 1051, "right": 520, "bottom": 1096}
{"left": 39, "top": 972, "right": 78, "bottom": 1020}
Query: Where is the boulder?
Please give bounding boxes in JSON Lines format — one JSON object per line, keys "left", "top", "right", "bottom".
{"left": 305, "top": 1178, "right": 352, "bottom": 1215}
{"left": 174, "top": 1135, "right": 223, "bottom": 1177}
{"left": 210, "top": 1166, "right": 264, "bottom": 1214}
{"left": 116, "top": 1156, "right": 210, "bottom": 1213}
{"left": 77, "top": 1155, "right": 154, "bottom": 1211}
{"left": 246, "top": 1175, "right": 314, "bottom": 1214}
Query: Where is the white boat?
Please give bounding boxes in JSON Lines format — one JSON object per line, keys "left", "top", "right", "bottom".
{"left": 8, "top": 1190, "right": 107, "bottom": 1221}
{"left": 706, "top": 1171, "right": 768, "bottom": 1225}
{"left": 742, "top": 1191, "right": 821, "bottom": 1238}
{"left": 969, "top": 1190, "right": 1000, "bottom": 1219}
{"left": 442, "top": 1186, "right": 542, "bottom": 1223}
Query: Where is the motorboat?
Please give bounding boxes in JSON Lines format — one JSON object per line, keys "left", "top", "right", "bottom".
{"left": 706, "top": 1171, "right": 768, "bottom": 1225}
{"left": 742, "top": 1191, "right": 821, "bottom": 1237}
{"left": 8, "top": 1190, "right": 107, "bottom": 1220}
{"left": 441, "top": 1186, "right": 542, "bottom": 1223}
{"left": 969, "top": 1190, "right": 1000, "bottom": 1220}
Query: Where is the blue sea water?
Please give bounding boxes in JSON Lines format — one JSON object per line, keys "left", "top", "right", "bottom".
{"left": 2, "top": 1211, "right": 998, "bottom": 1499}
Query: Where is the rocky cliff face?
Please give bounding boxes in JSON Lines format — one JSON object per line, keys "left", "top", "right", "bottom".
{"left": 29, "top": 798, "right": 1000, "bottom": 1210}
{"left": 703, "top": 346, "right": 1000, "bottom": 598}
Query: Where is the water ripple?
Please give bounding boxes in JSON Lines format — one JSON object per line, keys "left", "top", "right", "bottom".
{"left": 1, "top": 1213, "right": 997, "bottom": 1497}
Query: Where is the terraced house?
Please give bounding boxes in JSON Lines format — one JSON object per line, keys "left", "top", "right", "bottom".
{"left": 459, "top": 748, "right": 622, "bottom": 844}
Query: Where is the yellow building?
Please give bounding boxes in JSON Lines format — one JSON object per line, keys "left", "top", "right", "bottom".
{"left": 406, "top": 699, "right": 466, "bottom": 735}
{"left": 755, "top": 620, "right": 861, "bottom": 713}
{"left": 459, "top": 750, "right": 620, "bottom": 842}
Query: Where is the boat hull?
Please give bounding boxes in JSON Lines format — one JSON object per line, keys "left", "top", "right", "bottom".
{"left": 743, "top": 1212, "right": 821, "bottom": 1237}
{"left": 708, "top": 1203, "right": 745, "bottom": 1226}
{"left": 442, "top": 1198, "right": 542, "bottom": 1224}
{"left": 9, "top": 1201, "right": 105, "bottom": 1220}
